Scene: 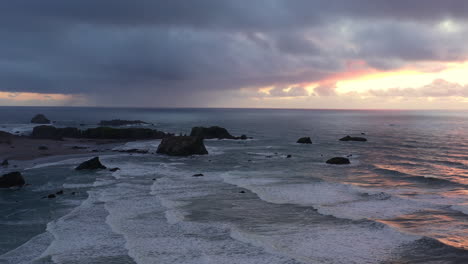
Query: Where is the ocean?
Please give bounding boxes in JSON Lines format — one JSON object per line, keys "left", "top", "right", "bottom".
{"left": 0, "top": 106, "right": 467, "bottom": 263}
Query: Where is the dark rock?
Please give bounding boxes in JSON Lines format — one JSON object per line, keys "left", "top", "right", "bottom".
{"left": 286, "top": 155, "right": 292, "bottom": 158}
{"left": 192, "top": 173, "right": 204, "bottom": 177}
{"left": 71, "top": 146, "right": 88, "bottom": 150}
{"left": 326, "top": 157, "right": 351, "bottom": 165}
{"left": 99, "top": 119, "right": 149, "bottom": 126}
{"left": 297, "top": 137, "right": 312, "bottom": 144}
{"left": 47, "top": 194, "right": 56, "bottom": 199}
{"left": 239, "top": 190, "right": 246, "bottom": 193}
{"left": 109, "top": 167, "right": 120, "bottom": 172}
{"left": 56, "top": 190, "right": 64, "bottom": 195}
{"left": 31, "top": 114, "right": 51, "bottom": 124}
{"left": 82, "top": 127, "right": 169, "bottom": 140}
{"left": 156, "top": 136, "right": 208, "bottom": 156}
{"left": 361, "top": 132, "right": 366, "bottom": 135}
{"left": 1, "top": 159, "right": 8, "bottom": 166}
{"left": 339, "top": 135, "right": 367, "bottom": 142}
{"left": 31, "top": 125, "right": 60, "bottom": 139}
{"left": 152, "top": 178, "right": 156, "bottom": 181}
{"left": 38, "top": 146, "right": 48, "bottom": 150}
{"left": 190, "top": 126, "right": 249, "bottom": 140}
{"left": 71, "top": 192, "right": 76, "bottom": 195}
{"left": 190, "top": 126, "right": 235, "bottom": 139}
{"left": 75, "top": 157, "right": 107, "bottom": 170}
{"left": 0, "top": 172, "right": 26, "bottom": 188}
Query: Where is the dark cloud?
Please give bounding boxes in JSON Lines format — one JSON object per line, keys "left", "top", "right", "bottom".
{"left": 0, "top": 1, "right": 468, "bottom": 106}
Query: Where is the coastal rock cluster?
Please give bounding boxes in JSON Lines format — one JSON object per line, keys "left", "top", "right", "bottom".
{"left": 31, "top": 126, "right": 170, "bottom": 140}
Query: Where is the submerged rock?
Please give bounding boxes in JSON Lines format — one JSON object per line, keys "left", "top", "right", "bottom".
{"left": 31, "top": 114, "right": 51, "bottom": 124}
{"left": 47, "top": 194, "right": 56, "bottom": 199}
{"left": 339, "top": 135, "right": 367, "bottom": 142}
{"left": 0, "top": 171, "right": 26, "bottom": 188}
{"left": 56, "top": 190, "right": 64, "bottom": 195}
{"left": 98, "top": 119, "right": 149, "bottom": 126}
{"left": 297, "top": 137, "right": 312, "bottom": 144}
{"left": 326, "top": 157, "right": 350, "bottom": 165}
{"left": 38, "top": 146, "right": 48, "bottom": 150}
{"left": 192, "top": 173, "right": 204, "bottom": 177}
{"left": 156, "top": 136, "right": 208, "bottom": 156}
{"left": 190, "top": 126, "right": 248, "bottom": 140}
{"left": 109, "top": 167, "right": 120, "bottom": 172}
{"left": 1, "top": 159, "right": 8, "bottom": 166}
{"left": 75, "top": 157, "right": 107, "bottom": 170}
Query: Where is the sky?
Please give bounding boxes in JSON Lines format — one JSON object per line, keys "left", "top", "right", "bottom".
{"left": 1, "top": 0, "right": 468, "bottom": 109}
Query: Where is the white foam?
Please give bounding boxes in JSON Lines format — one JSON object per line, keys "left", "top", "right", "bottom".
{"left": 221, "top": 171, "right": 430, "bottom": 220}
{"left": 231, "top": 223, "right": 418, "bottom": 264}
{"left": 112, "top": 140, "right": 161, "bottom": 152}
{"left": 40, "top": 190, "right": 131, "bottom": 263}
{"left": 0, "top": 232, "right": 54, "bottom": 264}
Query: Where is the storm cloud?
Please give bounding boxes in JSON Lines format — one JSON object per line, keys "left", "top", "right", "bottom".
{"left": 1, "top": 1, "right": 468, "bottom": 106}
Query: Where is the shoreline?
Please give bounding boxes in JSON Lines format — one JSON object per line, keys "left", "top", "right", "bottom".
{"left": 0, "top": 135, "right": 138, "bottom": 173}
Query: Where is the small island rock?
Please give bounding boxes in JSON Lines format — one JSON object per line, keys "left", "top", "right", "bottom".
{"left": 339, "top": 135, "right": 367, "bottom": 142}
{"left": 75, "top": 157, "right": 107, "bottom": 170}
{"left": 157, "top": 136, "right": 208, "bottom": 156}
{"left": 326, "top": 157, "right": 351, "bottom": 165}
{"left": 297, "top": 137, "right": 312, "bottom": 144}
{"left": 0, "top": 171, "right": 26, "bottom": 188}
{"left": 31, "top": 114, "right": 51, "bottom": 124}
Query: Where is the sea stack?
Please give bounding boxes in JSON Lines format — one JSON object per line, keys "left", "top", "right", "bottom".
{"left": 156, "top": 136, "right": 208, "bottom": 156}
{"left": 31, "top": 114, "right": 51, "bottom": 124}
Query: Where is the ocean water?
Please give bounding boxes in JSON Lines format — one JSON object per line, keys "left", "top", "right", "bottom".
{"left": 0, "top": 106, "right": 467, "bottom": 264}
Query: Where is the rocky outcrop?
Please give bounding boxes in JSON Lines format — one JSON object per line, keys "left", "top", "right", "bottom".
{"left": 0, "top": 171, "right": 25, "bottom": 188}
{"left": 326, "top": 157, "right": 350, "bottom": 165}
{"left": 339, "top": 135, "right": 367, "bottom": 142}
{"left": 297, "top": 137, "right": 312, "bottom": 144}
{"left": 156, "top": 136, "right": 208, "bottom": 156}
{"left": 31, "top": 126, "right": 169, "bottom": 140}
{"left": 81, "top": 127, "right": 168, "bottom": 139}
{"left": 99, "top": 119, "right": 149, "bottom": 126}
{"left": 31, "top": 114, "right": 51, "bottom": 124}
{"left": 31, "top": 125, "right": 61, "bottom": 139}
{"left": 75, "top": 157, "right": 107, "bottom": 170}
{"left": 190, "top": 126, "right": 248, "bottom": 140}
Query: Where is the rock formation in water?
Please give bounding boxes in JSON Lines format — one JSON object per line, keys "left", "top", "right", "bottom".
{"left": 31, "top": 114, "right": 51, "bottom": 124}
{"left": 0, "top": 171, "right": 25, "bottom": 188}
{"left": 297, "top": 137, "right": 312, "bottom": 144}
{"left": 326, "top": 157, "right": 351, "bottom": 165}
{"left": 190, "top": 126, "right": 248, "bottom": 140}
{"left": 156, "top": 136, "right": 208, "bottom": 156}
{"left": 339, "top": 135, "right": 367, "bottom": 142}
{"left": 75, "top": 157, "right": 107, "bottom": 170}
